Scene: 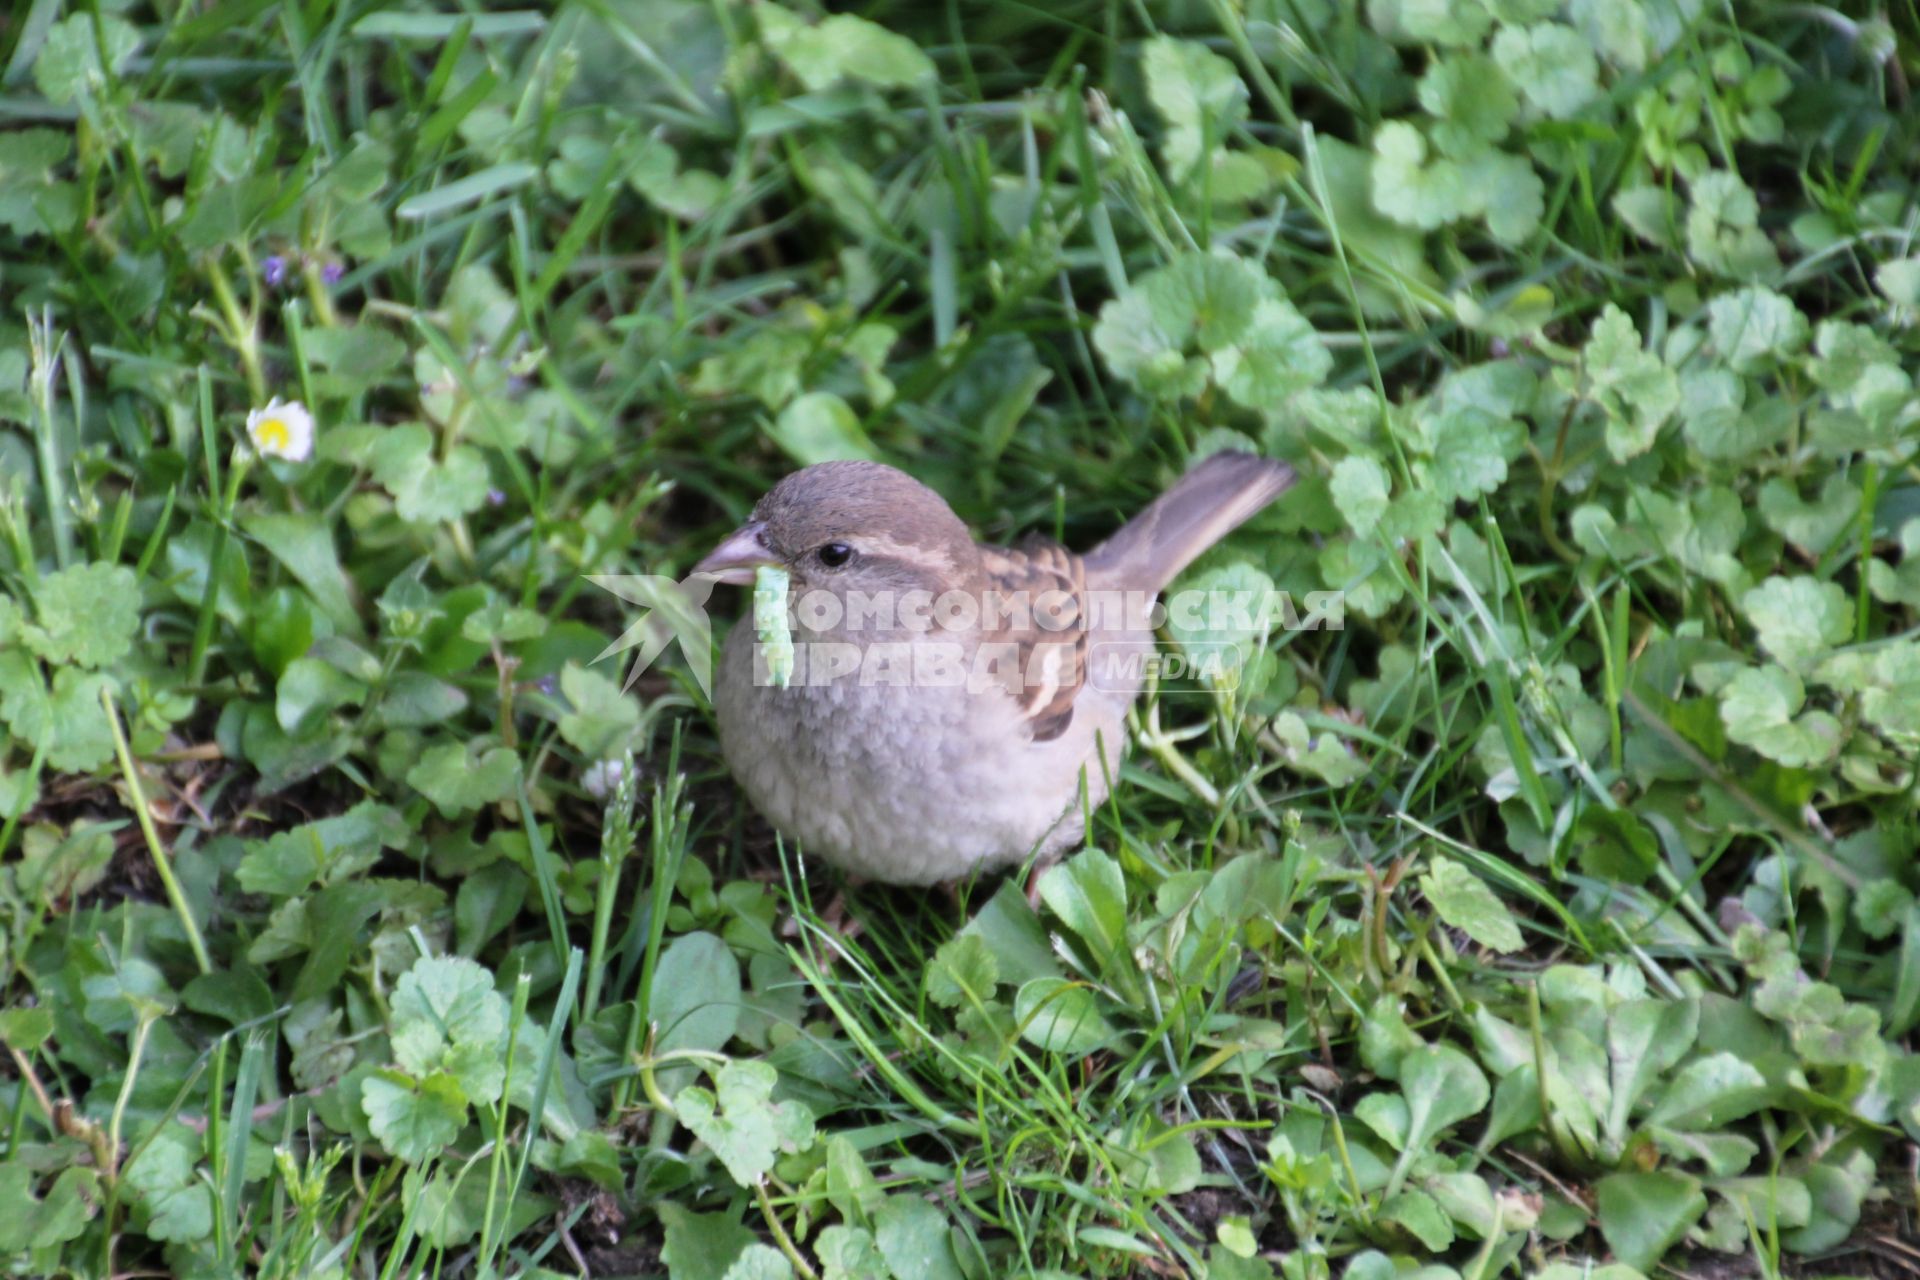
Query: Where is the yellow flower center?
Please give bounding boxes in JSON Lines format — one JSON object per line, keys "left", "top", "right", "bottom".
{"left": 255, "top": 417, "right": 291, "bottom": 451}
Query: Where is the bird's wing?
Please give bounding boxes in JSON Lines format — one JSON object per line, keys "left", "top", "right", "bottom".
{"left": 977, "top": 536, "right": 1088, "bottom": 743}
{"left": 1084, "top": 452, "right": 1294, "bottom": 594}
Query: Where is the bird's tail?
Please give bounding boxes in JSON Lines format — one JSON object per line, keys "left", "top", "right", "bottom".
{"left": 1084, "top": 452, "right": 1294, "bottom": 595}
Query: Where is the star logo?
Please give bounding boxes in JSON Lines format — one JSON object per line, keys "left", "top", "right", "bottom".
{"left": 587, "top": 573, "right": 721, "bottom": 698}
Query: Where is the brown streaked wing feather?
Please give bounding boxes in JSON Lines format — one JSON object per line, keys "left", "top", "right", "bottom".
{"left": 978, "top": 537, "right": 1087, "bottom": 743}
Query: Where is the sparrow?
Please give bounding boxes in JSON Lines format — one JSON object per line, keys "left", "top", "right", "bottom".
{"left": 692, "top": 452, "right": 1294, "bottom": 887}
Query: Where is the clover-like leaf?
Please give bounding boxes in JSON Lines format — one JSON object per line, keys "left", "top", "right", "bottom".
{"left": 238, "top": 827, "right": 329, "bottom": 898}
{"left": 1319, "top": 536, "right": 1407, "bottom": 618}
{"left": 758, "top": 8, "right": 936, "bottom": 91}
{"left": 371, "top": 425, "right": 491, "bottom": 524}
{"left": 676, "top": 1059, "right": 817, "bottom": 1187}
{"left": 1759, "top": 475, "right": 1861, "bottom": 558}
{"left": 818, "top": 1224, "right": 890, "bottom": 1280}
{"left": 874, "top": 1193, "right": 966, "bottom": 1280}
{"left": 1094, "top": 253, "right": 1326, "bottom": 408}
{"left": 1150, "top": 253, "right": 1264, "bottom": 353}
{"left": 723, "top": 1244, "right": 797, "bottom": 1280}
{"left": 1491, "top": 22, "right": 1599, "bottom": 119}
{"left": 1330, "top": 455, "right": 1391, "bottom": 536}
{"left": 122, "top": 1128, "right": 214, "bottom": 1243}
{"left": 1210, "top": 298, "right": 1330, "bottom": 407}
{"left": 1741, "top": 576, "right": 1850, "bottom": 672}
{"left": 1707, "top": 285, "right": 1808, "bottom": 372}
{"left": 390, "top": 955, "right": 509, "bottom": 1103}
{"left": 1417, "top": 52, "right": 1516, "bottom": 156}
{"left": 557, "top": 662, "right": 643, "bottom": 758}
{"left": 1461, "top": 145, "right": 1544, "bottom": 245}
{"left": 1614, "top": 184, "right": 1682, "bottom": 248}
{"left": 1877, "top": 256, "right": 1920, "bottom": 312}
{"left": 1425, "top": 403, "right": 1523, "bottom": 500}
{"left": 1718, "top": 665, "right": 1840, "bottom": 768}
{"left": 1816, "top": 642, "right": 1920, "bottom": 744}
{"left": 461, "top": 598, "right": 548, "bottom": 644}
{"left": 1370, "top": 122, "right": 1466, "bottom": 231}
{"left": 26, "top": 562, "right": 140, "bottom": 668}
{"left": 1166, "top": 560, "right": 1280, "bottom": 690}
{"left": 1386, "top": 0, "right": 1491, "bottom": 45}
{"left": 0, "top": 661, "right": 117, "bottom": 772}
{"left": 1687, "top": 171, "right": 1779, "bottom": 277}
{"left": 1269, "top": 711, "right": 1369, "bottom": 787}
{"left": 1092, "top": 286, "right": 1208, "bottom": 399}
{"left": 0, "top": 130, "right": 77, "bottom": 238}
{"left": 1584, "top": 305, "right": 1679, "bottom": 462}
{"left": 926, "top": 933, "right": 998, "bottom": 1009}
{"left": 406, "top": 741, "right": 521, "bottom": 817}
{"left": 1854, "top": 879, "right": 1915, "bottom": 940}
{"left": 1808, "top": 319, "right": 1903, "bottom": 407}
{"left": 0, "top": 1165, "right": 97, "bottom": 1252}
{"left": 34, "top": 13, "right": 140, "bottom": 105}
{"left": 1142, "top": 36, "right": 1248, "bottom": 181}
{"left": 363, "top": 1069, "right": 469, "bottom": 1163}
{"left": 408, "top": 1167, "right": 488, "bottom": 1248}
{"left": 1868, "top": 523, "right": 1920, "bottom": 607}
{"left": 628, "top": 135, "right": 727, "bottom": 222}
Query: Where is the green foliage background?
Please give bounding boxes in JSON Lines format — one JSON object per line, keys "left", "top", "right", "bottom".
{"left": 1, "top": 0, "right": 1917, "bottom": 1277}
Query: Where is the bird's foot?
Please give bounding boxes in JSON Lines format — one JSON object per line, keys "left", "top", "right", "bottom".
{"left": 781, "top": 875, "right": 868, "bottom": 947}
{"left": 1024, "top": 854, "right": 1062, "bottom": 908}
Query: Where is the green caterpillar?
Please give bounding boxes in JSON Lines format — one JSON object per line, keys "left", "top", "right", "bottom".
{"left": 752, "top": 565, "right": 794, "bottom": 688}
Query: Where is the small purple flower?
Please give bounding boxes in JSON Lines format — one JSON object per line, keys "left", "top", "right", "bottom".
{"left": 321, "top": 261, "right": 344, "bottom": 286}
{"left": 263, "top": 255, "right": 288, "bottom": 287}
{"left": 487, "top": 488, "right": 507, "bottom": 507}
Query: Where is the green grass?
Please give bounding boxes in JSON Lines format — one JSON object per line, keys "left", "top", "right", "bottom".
{"left": 2, "top": 1, "right": 1919, "bottom": 1278}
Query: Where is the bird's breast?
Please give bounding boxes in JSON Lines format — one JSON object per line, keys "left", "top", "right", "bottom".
{"left": 712, "top": 623, "right": 1127, "bottom": 884}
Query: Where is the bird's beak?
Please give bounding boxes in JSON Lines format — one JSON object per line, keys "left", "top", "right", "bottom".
{"left": 691, "top": 520, "right": 779, "bottom": 585}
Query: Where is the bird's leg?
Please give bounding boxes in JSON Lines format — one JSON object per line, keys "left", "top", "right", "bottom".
{"left": 817, "top": 883, "right": 865, "bottom": 945}
{"left": 1024, "top": 853, "right": 1061, "bottom": 908}
{"left": 782, "top": 874, "right": 867, "bottom": 945}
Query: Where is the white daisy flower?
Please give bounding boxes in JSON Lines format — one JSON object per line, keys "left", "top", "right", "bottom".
{"left": 246, "top": 397, "right": 315, "bottom": 462}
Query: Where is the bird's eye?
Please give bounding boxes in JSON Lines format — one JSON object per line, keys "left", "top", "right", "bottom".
{"left": 816, "top": 542, "right": 854, "bottom": 568}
